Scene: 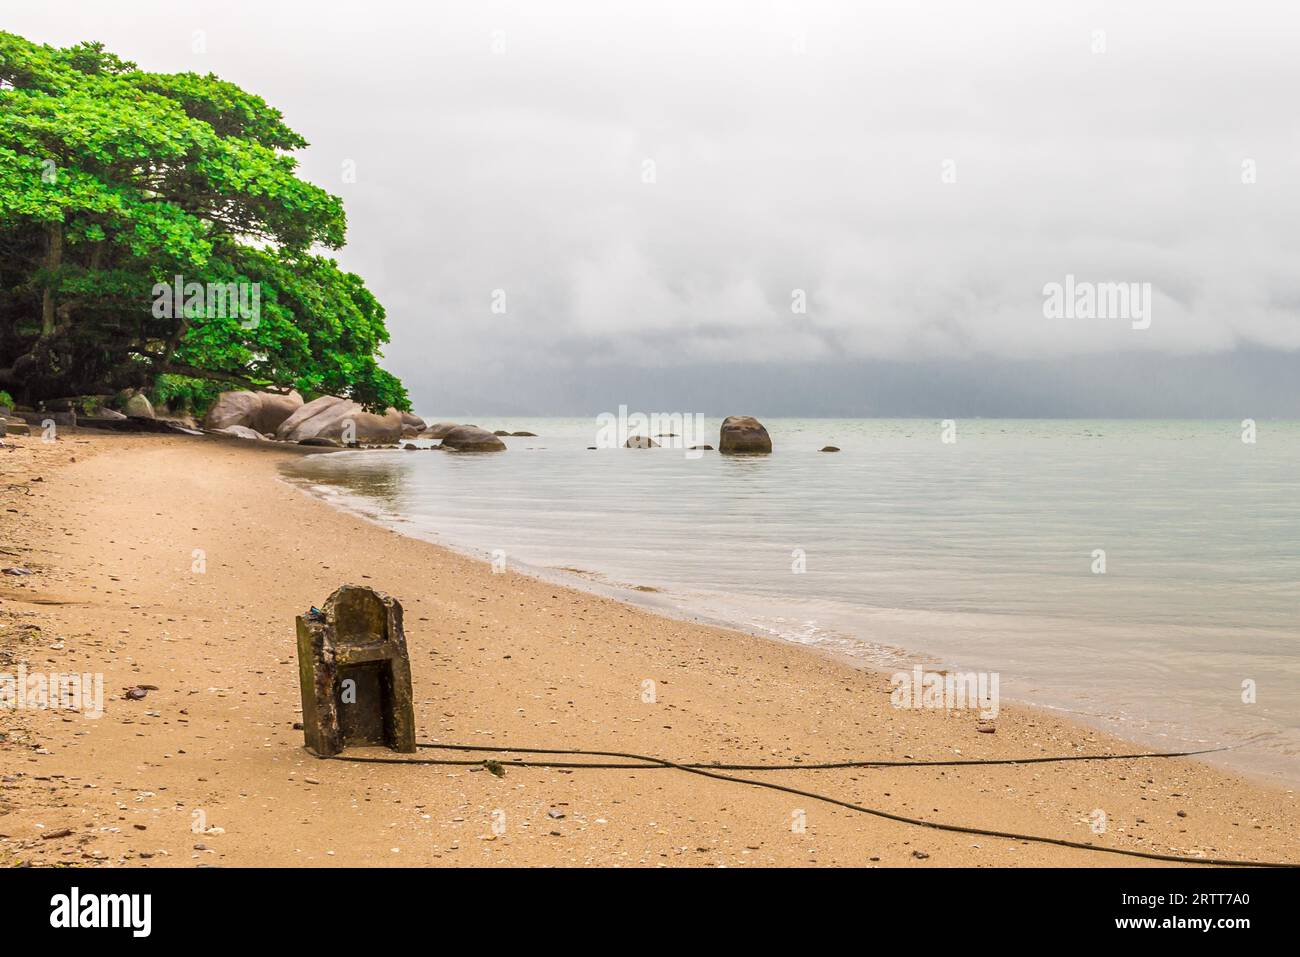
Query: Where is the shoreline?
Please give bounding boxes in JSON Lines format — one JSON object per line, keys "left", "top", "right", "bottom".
{"left": 1, "top": 430, "right": 1297, "bottom": 867}
{"left": 282, "top": 454, "right": 1300, "bottom": 790}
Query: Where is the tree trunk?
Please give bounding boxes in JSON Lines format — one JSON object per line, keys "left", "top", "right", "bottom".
{"left": 41, "top": 221, "right": 63, "bottom": 336}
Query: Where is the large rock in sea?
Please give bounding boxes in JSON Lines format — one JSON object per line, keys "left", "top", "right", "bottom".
{"left": 417, "top": 421, "right": 459, "bottom": 439}
{"left": 438, "top": 425, "right": 506, "bottom": 451}
{"left": 204, "top": 390, "right": 302, "bottom": 434}
{"left": 625, "top": 435, "right": 658, "bottom": 448}
{"left": 124, "top": 392, "right": 155, "bottom": 419}
{"left": 718, "top": 415, "right": 772, "bottom": 454}
{"left": 276, "top": 395, "right": 402, "bottom": 445}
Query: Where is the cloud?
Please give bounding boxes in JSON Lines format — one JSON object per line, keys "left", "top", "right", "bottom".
{"left": 9, "top": 0, "right": 1300, "bottom": 413}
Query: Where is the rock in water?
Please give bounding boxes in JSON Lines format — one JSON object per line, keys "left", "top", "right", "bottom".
{"left": 625, "top": 435, "right": 658, "bottom": 448}
{"left": 417, "top": 421, "right": 459, "bottom": 439}
{"left": 123, "top": 392, "right": 154, "bottom": 419}
{"left": 820, "top": 446, "right": 840, "bottom": 452}
{"left": 718, "top": 415, "right": 772, "bottom": 454}
{"left": 439, "top": 425, "right": 507, "bottom": 451}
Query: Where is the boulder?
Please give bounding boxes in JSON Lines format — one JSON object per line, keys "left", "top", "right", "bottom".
{"left": 204, "top": 392, "right": 260, "bottom": 430}
{"left": 689, "top": 444, "right": 714, "bottom": 451}
{"left": 276, "top": 396, "right": 402, "bottom": 445}
{"left": 625, "top": 435, "right": 658, "bottom": 448}
{"left": 277, "top": 395, "right": 349, "bottom": 440}
{"left": 492, "top": 430, "right": 511, "bottom": 437}
{"left": 3, "top": 419, "right": 30, "bottom": 436}
{"left": 417, "top": 422, "right": 459, "bottom": 440}
{"left": 203, "top": 390, "right": 303, "bottom": 434}
{"left": 511, "top": 431, "right": 537, "bottom": 437}
{"left": 98, "top": 408, "right": 127, "bottom": 420}
{"left": 299, "top": 436, "right": 343, "bottom": 448}
{"left": 258, "top": 392, "right": 304, "bottom": 432}
{"left": 217, "top": 425, "right": 267, "bottom": 441}
{"left": 124, "top": 393, "right": 154, "bottom": 419}
{"left": 718, "top": 415, "right": 772, "bottom": 454}
{"left": 820, "top": 446, "right": 840, "bottom": 453}
{"left": 400, "top": 412, "right": 427, "bottom": 435}
{"left": 439, "top": 425, "right": 506, "bottom": 452}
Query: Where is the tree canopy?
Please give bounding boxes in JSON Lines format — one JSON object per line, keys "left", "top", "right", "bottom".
{"left": 0, "top": 32, "right": 408, "bottom": 411}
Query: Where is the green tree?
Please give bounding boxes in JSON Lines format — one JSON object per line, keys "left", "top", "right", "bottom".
{"left": 0, "top": 32, "right": 408, "bottom": 411}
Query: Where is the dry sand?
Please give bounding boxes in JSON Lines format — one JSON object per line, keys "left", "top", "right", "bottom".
{"left": 1, "top": 430, "right": 1297, "bottom": 867}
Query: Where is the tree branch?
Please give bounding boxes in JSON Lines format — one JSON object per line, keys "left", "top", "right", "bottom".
{"left": 134, "top": 353, "right": 271, "bottom": 392}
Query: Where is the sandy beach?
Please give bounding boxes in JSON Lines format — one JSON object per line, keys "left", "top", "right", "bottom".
{"left": 1, "top": 430, "right": 1297, "bottom": 868}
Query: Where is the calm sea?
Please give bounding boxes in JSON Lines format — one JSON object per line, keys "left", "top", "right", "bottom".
{"left": 282, "top": 418, "right": 1300, "bottom": 783}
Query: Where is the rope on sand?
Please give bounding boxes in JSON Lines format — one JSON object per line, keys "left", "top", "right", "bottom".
{"left": 316, "top": 739, "right": 1294, "bottom": 868}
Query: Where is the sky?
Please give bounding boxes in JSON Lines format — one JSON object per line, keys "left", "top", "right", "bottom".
{"left": 8, "top": 0, "right": 1300, "bottom": 416}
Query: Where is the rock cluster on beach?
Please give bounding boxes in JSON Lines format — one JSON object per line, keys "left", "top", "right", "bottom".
{"left": 196, "top": 397, "right": 513, "bottom": 451}
{"left": 8, "top": 394, "right": 854, "bottom": 457}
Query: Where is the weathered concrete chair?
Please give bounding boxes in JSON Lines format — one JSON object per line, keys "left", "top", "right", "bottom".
{"left": 296, "top": 584, "right": 416, "bottom": 756}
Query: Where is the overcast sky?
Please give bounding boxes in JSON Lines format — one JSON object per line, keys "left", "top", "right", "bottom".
{"left": 11, "top": 1, "right": 1300, "bottom": 415}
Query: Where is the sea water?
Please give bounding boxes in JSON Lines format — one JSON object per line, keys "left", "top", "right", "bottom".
{"left": 282, "top": 418, "right": 1300, "bottom": 783}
